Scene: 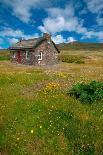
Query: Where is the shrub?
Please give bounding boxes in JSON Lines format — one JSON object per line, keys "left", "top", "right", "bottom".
{"left": 0, "top": 51, "right": 10, "bottom": 61}
{"left": 68, "top": 81, "right": 103, "bottom": 103}
{"left": 0, "top": 56, "right": 10, "bottom": 61}
{"left": 59, "top": 54, "right": 85, "bottom": 64}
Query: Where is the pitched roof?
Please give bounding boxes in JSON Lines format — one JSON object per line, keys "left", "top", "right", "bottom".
{"left": 9, "top": 37, "right": 44, "bottom": 50}
{"left": 9, "top": 35, "right": 60, "bottom": 53}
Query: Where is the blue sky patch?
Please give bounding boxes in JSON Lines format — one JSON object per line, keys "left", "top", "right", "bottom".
{"left": 0, "top": 0, "right": 103, "bottom": 48}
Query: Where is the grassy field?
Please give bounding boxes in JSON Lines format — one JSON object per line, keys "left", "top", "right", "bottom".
{"left": 0, "top": 50, "right": 10, "bottom": 61}
{"left": 0, "top": 50, "right": 103, "bottom": 154}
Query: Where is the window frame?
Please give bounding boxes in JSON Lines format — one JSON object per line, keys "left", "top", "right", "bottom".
{"left": 26, "top": 50, "right": 30, "bottom": 60}
{"left": 38, "top": 52, "right": 43, "bottom": 61}
{"left": 12, "top": 51, "right": 16, "bottom": 58}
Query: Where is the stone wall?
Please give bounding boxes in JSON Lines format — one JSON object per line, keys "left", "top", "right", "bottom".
{"left": 10, "top": 40, "right": 59, "bottom": 66}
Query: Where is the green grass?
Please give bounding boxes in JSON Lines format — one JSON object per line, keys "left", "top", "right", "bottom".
{"left": 59, "top": 54, "right": 85, "bottom": 64}
{"left": 0, "top": 50, "right": 103, "bottom": 154}
{"left": 0, "top": 50, "right": 10, "bottom": 61}
{"left": 58, "top": 42, "right": 103, "bottom": 51}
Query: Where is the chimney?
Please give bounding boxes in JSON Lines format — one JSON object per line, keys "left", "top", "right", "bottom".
{"left": 43, "top": 33, "right": 51, "bottom": 41}
{"left": 19, "top": 37, "right": 23, "bottom": 42}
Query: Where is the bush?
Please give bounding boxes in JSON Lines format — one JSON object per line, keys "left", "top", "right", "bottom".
{"left": 0, "top": 51, "right": 10, "bottom": 61}
{"left": 59, "top": 54, "right": 85, "bottom": 64}
{"left": 0, "top": 56, "right": 10, "bottom": 61}
{"left": 68, "top": 81, "right": 103, "bottom": 103}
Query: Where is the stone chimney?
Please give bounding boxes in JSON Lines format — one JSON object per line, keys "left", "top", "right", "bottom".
{"left": 19, "top": 37, "right": 23, "bottom": 42}
{"left": 43, "top": 33, "right": 51, "bottom": 41}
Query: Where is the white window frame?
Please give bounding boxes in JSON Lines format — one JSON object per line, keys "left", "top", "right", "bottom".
{"left": 26, "top": 50, "right": 30, "bottom": 60}
{"left": 48, "top": 40, "right": 51, "bottom": 44}
{"left": 13, "top": 51, "right": 16, "bottom": 58}
{"left": 38, "top": 52, "right": 43, "bottom": 60}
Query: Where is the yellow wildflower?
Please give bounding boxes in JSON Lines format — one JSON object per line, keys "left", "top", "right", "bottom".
{"left": 31, "top": 129, "right": 34, "bottom": 134}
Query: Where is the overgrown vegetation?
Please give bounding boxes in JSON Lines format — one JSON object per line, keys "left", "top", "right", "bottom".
{"left": 68, "top": 81, "right": 103, "bottom": 103}
{"left": 0, "top": 50, "right": 10, "bottom": 61}
{"left": 0, "top": 50, "right": 103, "bottom": 154}
{"left": 59, "top": 54, "right": 85, "bottom": 64}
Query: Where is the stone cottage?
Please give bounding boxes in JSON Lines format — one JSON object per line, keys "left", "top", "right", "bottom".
{"left": 9, "top": 33, "right": 60, "bottom": 66}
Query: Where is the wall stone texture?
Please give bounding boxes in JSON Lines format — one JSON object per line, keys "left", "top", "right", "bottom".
{"left": 10, "top": 40, "right": 59, "bottom": 66}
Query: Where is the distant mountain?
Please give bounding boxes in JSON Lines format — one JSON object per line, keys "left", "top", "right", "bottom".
{"left": 57, "top": 41, "right": 103, "bottom": 51}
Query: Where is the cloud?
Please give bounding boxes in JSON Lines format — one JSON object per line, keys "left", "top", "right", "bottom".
{"left": 52, "top": 35, "right": 77, "bottom": 44}
{"left": 81, "top": 30, "right": 103, "bottom": 41}
{"left": 0, "top": 27, "right": 39, "bottom": 39}
{"left": 0, "top": 27, "right": 24, "bottom": 38}
{"left": 96, "top": 15, "right": 103, "bottom": 26}
{"left": 38, "top": 3, "right": 103, "bottom": 42}
{"left": 0, "top": 0, "right": 51, "bottom": 23}
{"left": 38, "top": 5, "right": 87, "bottom": 35}
{"left": 8, "top": 38, "right": 19, "bottom": 45}
{"left": 0, "top": 27, "right": 40, "bottom": 47}
{"left": 84, "top": 0, "right": 103, "bottom": 14}
{"left": 39, "top": 17, "right": 65, "bottom": 34}
{"left": 79, "top": 8, "right": 88, "bottom": 15}
{"left": 52, "top": 35, "right": 66, "bottom": 44}
{"left": 67, "top": 37, "right": 77, "bottom": 43}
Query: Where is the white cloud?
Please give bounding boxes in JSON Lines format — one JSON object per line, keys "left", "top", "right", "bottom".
{"left": 39, "top": 26, "right": 48, "bottom": 33}
{"left": 81, "top": 30, "right": 103, "bottom": 41}
{"left": 0, "top": 0, "right": 51, "bottom": 23}
{"left": 52, "top": 35, "right": 77, "bottom": 44}
{"left": 96, "top": 16, "right": 103, "bottom": 26}
{"left": 8, "top": 38, "right": 19, "bottom": 45}
{"left": 0, "top": 27, "right": 39, "bottom": 39}
{"left": 38, "top": 5, "right": 87, "bottom": 35}
{"left": 52, "top": 35, "right": 66, "bottom": 44}
{"left": 38, "top": 4, "right": 103, "bottom": 42}
{"left": 39, "top": 17, "right": 65, "bottom": 34}
{"left": 84, "top": 0, "right": 103, "bottom": 14}
{"left": 79, "top": 9, "right": 88, "bottom": 15}
{"left": 0, "top": 27, "right": 24, "bottom": 38}
{"left": 0, "top": 27, "right": 40, "bottom": 46}
{"left": 67, "top": 37, "right": 77, "bottom": 43}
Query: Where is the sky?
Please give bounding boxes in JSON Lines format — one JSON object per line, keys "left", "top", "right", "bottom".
{"left": 0, "top": 0, "right": 103, "bottom": 48}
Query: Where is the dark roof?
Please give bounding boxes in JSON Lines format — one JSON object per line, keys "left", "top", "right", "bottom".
{"left": 9, "top": 36, "right": 60, "bottom": 53}
{"left": 9, "top": 37, "right": 44, "bottom": 49}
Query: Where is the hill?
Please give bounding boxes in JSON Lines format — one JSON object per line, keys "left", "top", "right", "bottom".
{"left": 57, "top": 41, "right": 103, "bottom": 51}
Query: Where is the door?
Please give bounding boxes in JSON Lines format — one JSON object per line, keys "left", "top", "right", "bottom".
{"left": 17, "top": 51, "right": 21, "bottom": 63}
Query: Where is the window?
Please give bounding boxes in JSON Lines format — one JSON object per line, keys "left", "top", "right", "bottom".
{"left": 12, "top": 51, "right": 16, "bottom": 58}
{"left": 26, "top": 51, "right": 30, "bottom": 60}
{"left": 38, "top": 52, "right": 43, "bottom": 60}
{"left": 48, "top": 40, "right": 51, "bottom": 44}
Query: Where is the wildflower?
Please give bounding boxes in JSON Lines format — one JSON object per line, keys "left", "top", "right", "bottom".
{"left": 17, "top": 137, "right": 20, "bottom": 141}
{"left": 31, "top": 129, "right": 34, "bottom": 133}
{"left": 40, "top": 125, "right": 42, "bottom": 128}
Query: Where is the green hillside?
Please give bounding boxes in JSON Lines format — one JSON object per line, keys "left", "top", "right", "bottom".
{"left": 57, "top": 42, "right": 103, "bottom": 51}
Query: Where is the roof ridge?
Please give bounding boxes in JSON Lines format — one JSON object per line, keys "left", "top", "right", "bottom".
{"left": 22, "top": 36, "right": 43, "bottom": 41}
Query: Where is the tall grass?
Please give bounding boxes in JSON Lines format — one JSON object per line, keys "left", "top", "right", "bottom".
{"left": 59, "top": 54, "right": 85, "bottom": 64}
{"left": 0, "top": 50, "right": 10, "bottom": 61}
{"left": 0, "top": 50, "right": 103, "bottom": 154}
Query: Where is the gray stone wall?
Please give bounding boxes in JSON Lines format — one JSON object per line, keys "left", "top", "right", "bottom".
{"left": 10, "top": 40, "right": 59, "bottom": 66}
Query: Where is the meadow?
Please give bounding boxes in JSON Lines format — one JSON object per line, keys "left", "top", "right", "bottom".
{"left": 0, "top": 50, "right": 103, "bottom": 155}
